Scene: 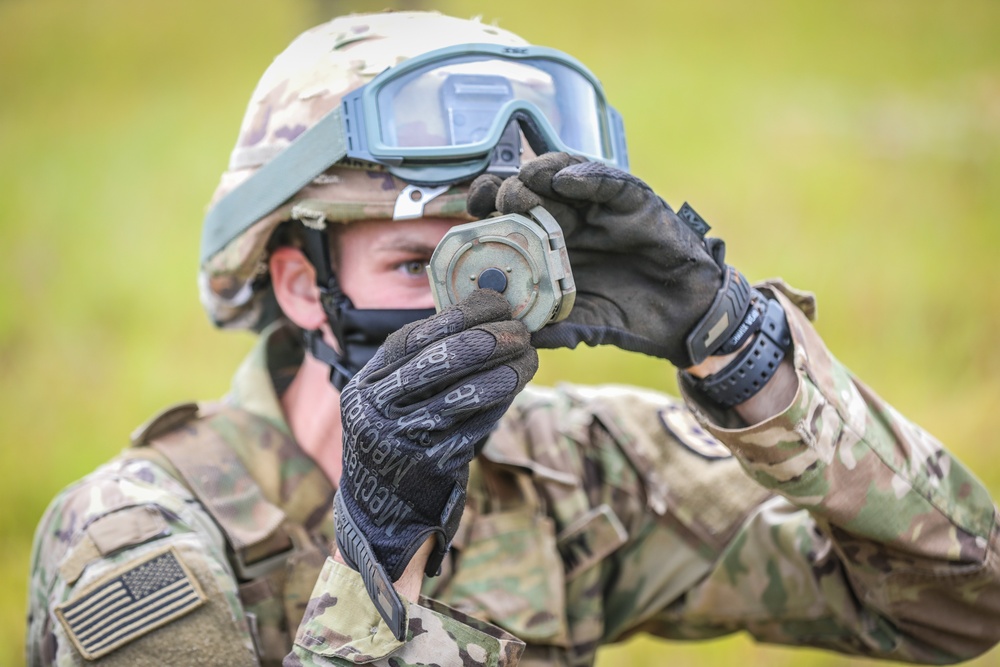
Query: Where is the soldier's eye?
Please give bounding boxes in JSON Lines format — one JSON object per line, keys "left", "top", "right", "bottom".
{"left": 401, "top": 260, "right": 427, "bottom": 276}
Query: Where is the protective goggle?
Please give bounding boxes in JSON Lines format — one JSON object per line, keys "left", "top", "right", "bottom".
{"left": 342, "top": 43, "right": 629, "bottom": 184}
{"left": 201, "top": 43, "right": 628, "bottom": 266}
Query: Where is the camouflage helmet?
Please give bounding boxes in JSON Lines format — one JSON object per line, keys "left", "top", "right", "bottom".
{"left": 200, "top": 11, "right": 531, "bottom": 330}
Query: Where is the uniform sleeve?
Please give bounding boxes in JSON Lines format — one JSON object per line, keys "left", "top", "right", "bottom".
{"left": 26, "top": 457, "right": 259, "bottom": 666}
{"left": 659, "top": 281, "right": 1000, "bottom": 663}
{"left": 285, "top": 559, "right": 524, "bottom": 666}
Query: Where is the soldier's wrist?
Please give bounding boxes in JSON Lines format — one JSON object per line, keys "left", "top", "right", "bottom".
{"left": 333, "top": 536, "right": 431, "bottom": 600}
{"left": 731, "top": 357, "right": 797, "bottom": 424}
{"left": 685, "top": 341, "right": 749, "bottom": 378}
{"left": 396, "top": 537, "right": 433, "bottom": 601}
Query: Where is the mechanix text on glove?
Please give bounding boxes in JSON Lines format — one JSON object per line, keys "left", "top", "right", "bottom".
{"left": 334, "top": 289, "right": 538, "bottom": 639}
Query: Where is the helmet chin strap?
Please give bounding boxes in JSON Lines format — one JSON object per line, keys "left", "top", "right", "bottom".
{"left": 298, "top": 224, "right": 434, "bottom": 391}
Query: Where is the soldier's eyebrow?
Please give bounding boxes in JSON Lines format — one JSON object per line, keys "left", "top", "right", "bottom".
{"left": 371, "top": 236, "right": 439, "bottom": 255}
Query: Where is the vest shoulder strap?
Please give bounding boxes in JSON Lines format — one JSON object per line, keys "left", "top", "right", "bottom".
{"left": 130, "top": 401, "right": 293, "bottom": 579}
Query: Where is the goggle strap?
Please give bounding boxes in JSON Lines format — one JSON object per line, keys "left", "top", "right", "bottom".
{"left": 200, "top": 107, "right": 349, "bottom": 266}
{"left": 510, "top": 113, "right": 550, "bottom": 162}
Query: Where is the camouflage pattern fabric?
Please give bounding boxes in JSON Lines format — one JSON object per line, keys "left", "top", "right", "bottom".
{"left": 288, "top": 560, "right": 525, "bottom": 666}
{"left": 28, "top": 280, "right": 1000, "bottom": 665}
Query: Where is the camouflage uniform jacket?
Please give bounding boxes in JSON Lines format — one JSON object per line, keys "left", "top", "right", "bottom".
{"left": 27, "top": 282, "right": 1000, "bottom": 666}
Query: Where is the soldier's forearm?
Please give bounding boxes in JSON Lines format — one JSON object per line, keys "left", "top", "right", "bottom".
{"left": 732, "top": 358, "right": 797, "bottom": 424}
{"left": 687, "top": 352, "right": 798, "bottom": 425}
{"left": 682, "top": 282, "right": 1000, "bottom": 660}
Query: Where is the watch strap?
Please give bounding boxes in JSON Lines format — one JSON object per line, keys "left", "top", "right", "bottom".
{"left": 690, "top": 298, "right": 792, "bottom": 408}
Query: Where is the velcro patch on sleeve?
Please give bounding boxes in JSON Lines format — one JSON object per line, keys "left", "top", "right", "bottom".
{"left": 658, "top": 403, "right": 732, "bottom": 460}
{"left": 55, "top": 546, "right": 206, "bottom": 660}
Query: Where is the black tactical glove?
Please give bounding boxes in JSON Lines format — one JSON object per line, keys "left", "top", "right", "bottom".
{"left": 467, "top": 152, "right": 752, "bottom": 369}
{"left": 334, "top": 289, "right": 537, "bottom": 639}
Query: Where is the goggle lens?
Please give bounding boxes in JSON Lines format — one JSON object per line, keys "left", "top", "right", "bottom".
{"left": 373, "top": 55, "right": 609, "bottom": 160}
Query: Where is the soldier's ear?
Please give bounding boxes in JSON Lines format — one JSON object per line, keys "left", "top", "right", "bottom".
{"left": 269, "top": 247, "right": 327, "bottom": 330}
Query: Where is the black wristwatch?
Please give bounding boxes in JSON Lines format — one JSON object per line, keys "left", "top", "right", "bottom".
{"left": 684, "top": 298, "right": 792, "bottom": 408}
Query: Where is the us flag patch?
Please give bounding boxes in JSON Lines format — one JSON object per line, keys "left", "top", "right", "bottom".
{"left": 55, "top": 547, "right": 206, "bottom": 659}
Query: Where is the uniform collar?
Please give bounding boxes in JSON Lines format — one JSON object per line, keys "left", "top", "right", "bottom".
{"left": 226, "top": 321, "right": 336, "bottom": 531}
{"left": 228, "top": 319, "right": 304, "bottom": 435}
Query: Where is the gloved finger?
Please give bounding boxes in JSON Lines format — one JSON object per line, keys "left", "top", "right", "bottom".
{"left": 467, "top": 173, "right": 503, "bottom": 219}
{"left": 494, "top": 177, "right": 580, "bottom": 231}
{"left": 531, "top": 316, "right": 675, "bottom": 360}
{"left": 421, "top": 402, "right": 506, "bottom": 466}
{"left": 397, "top": 347, "right": 536, "bottom": 438}
{"left": 381, "top": 289, "right": 513, "bottom": 365}
{"left": 516, "top": 152, "right": 587, "bottom": 200}
{"left": 419, "top": 320, "right": 538, "bottom": 423}
{"left": 375, "top": 334, "right": 536, "bottom": 501}
{"left": 528, "top": 300, "right": 618, "bottom": 351}
{"left": 382, "top": 319, "right": 534, "bottom": 410}
{"left": 494, "top": 152, "right": 583, "bottom": 213}
{"left": 495, "top": 175, "right": 543, "bottom": 214}
{"left": 550, "top": 161, "right": 653, "bottom": 214}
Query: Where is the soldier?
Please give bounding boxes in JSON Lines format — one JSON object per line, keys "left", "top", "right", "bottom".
{"left": 26, "top": 10, "right": 1000, "bottom": 667}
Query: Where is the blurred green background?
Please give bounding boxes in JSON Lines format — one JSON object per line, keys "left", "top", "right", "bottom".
{"left": 2, "top": 0, "right": 999, "bottom": 664}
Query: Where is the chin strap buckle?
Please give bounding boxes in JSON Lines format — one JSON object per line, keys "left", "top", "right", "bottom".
{"left": 302, "top": 330, "right": 354, "bottom": 391}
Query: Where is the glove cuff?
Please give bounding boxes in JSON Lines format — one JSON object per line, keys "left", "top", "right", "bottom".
{"left": 423, "top": 482, "right": 466, "bottom": 579}
{"left": 715, "top": 292, "right": 767, "bottom": 356}
{"left": 333, "top": 482, "right": 467, "bottom": 640}
{"left": 685, "top": 266, "right": 754, "bottom": 365}
{"left": 333, "top": 491, "right": 408, "bottom": 641}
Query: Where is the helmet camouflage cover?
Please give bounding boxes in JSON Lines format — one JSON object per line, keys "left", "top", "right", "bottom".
{"left": 200, "top": 11, "right": 530, "bottom": 330}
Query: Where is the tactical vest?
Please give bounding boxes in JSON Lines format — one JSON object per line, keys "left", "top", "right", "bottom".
{"left": 126, "top": 388, "right": 763, "bottom": 667}
{"left": 129, "top": 402, "right": 329, "bottom": 665}
{"left": 126, "top": 400, "right": 585, "bottom": 666}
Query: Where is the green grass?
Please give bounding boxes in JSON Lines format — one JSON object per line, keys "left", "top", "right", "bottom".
{"left": 2, "top": 0, "right": 999, "bottom": 664}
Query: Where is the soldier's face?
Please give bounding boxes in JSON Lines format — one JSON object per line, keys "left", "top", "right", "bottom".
{"left": 335, "top": 217, "right": 455, "bottom": 309}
